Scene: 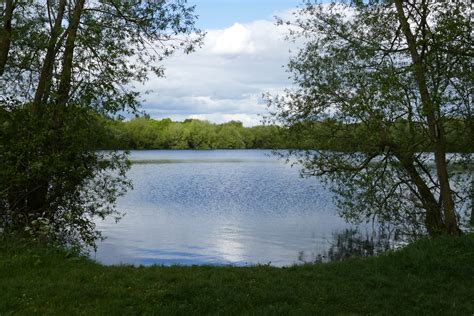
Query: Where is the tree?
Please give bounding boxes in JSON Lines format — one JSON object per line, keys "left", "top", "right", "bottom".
{"left": 0, "top": 0, "right": 203, "bottom": 249}
{"left": 216, "top": 123, "right": 246, "bottom": 149}
{"left": 0, "top": 0, "right": 14, "bottom": 75}
{"left": 186, "top": 120, "right": 217, "bottom": 149}
{"left": 1, "top": 0, "right": 203, "bottom": 111}
{"left": 268, "top": 0, "right": 473, "bottom": 237}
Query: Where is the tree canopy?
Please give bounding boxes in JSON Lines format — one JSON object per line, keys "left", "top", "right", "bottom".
{"left": 268, "top": 0, "right": 473, "bottom": 236}
{"left": 89, "top": 115, "right": 473, "bottom": 152}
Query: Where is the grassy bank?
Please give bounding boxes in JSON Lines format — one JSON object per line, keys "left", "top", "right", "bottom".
{"left": 1, "top": 235, "right": 473, "bottom": 315}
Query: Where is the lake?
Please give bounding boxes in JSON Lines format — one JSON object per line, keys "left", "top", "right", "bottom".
{"left": 93, "top": 150, "right": 359, "bottom": 267}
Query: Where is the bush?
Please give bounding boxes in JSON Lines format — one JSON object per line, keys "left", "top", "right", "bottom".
{"left": 0, "top": 101, "right": 131, "bottom": 250}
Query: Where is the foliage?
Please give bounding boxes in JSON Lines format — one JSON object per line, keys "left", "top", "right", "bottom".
{"left": 97, "top": 117, "right": 290, "bottom": 150}
{"left": 268, "top": 1, "right": 473, "bottom": 237}
{"left": 0, "top": 103, "right": 131, "bottom": 250}
{"left": 0, "top": 0, "right": 202, "bottom": 249}
{"left": 91, "top": 116, "right": 474, "bottom": 152}
{"left": 1, "top": 233, "right": 473, "bottom": 314}
{"left": 1, "top": 0, "right": 204, "bottom": 111}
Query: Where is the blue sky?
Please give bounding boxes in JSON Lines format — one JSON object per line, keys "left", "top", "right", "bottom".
{"left": 140, "top": 1, "right": 302, "bottom": 126}
{"left": 191, "top": 0, "right": 301, "bottom": 29}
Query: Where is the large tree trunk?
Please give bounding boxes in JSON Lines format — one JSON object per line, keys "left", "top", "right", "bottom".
{"left": 25, "top": 1, "right": 68, "bottom": 218}
{"left": 470, "top": 177, "right": 474, "bottom": 226}
{"left": 32, "top": 0, "right": 67, "bottom": 113}
{"left": 0, "top": 0, "right": 15, "bottom": 76}
{"left": 467, "top": 104, "right": 474, "bottom": 226}
{"left": 56, "top": 0, "right": 85, "bottom": 108}
{"left": 394, "top": 0, "right": 460, "bottom": 235}
{"left": 25, "top": 0, "right": 86, "bottom": 224}
{"left": 395, "top": 152, "right": 445, "bottom": 235}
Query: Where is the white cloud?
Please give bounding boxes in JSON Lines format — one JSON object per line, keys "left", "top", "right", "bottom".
{"left": 211, "top": 23, "right": 255, "bottom": 55}
{"left": 139, "top": 11, "right": 298, "bottom": 127}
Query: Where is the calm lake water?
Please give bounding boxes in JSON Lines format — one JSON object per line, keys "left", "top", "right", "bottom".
{"left": 93, "top": 150, "right": 356, "bottom": 267}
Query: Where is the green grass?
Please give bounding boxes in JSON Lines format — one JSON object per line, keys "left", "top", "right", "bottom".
{"left": 1, "top": 235, "right": 473, "bottom": 315}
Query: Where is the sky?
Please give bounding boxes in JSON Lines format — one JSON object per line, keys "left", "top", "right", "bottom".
{"left": 192, "top": 0, "right": 301, "bottom": 29}
{"left": 138, "top": 0, "right": 302, "bottom": 126}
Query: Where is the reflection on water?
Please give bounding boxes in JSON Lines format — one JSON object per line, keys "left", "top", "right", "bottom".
{"left": 298, "top": 228, "right": 403, "bottom": 264}
{"left": 93, "top": 150, "right": 392, "bottom": 267}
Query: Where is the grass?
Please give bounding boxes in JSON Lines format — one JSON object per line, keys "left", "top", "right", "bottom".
{"left": 1, "top": 234, "right": 473, "bottom": 315}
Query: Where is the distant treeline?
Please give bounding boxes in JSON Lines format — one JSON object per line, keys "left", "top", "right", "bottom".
{"left": 94, "top": 116, "right": 473, "bottom": 152}
{"left": 97, "top": 117, "right": 287, "bottom": 149}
